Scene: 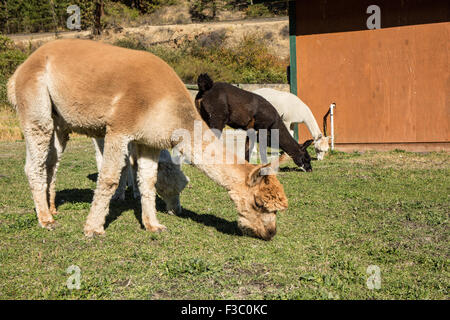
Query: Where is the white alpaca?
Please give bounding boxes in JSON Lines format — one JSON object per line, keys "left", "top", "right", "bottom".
{"left": 253, "top": 88, "right": 330, "bottom": 160}
{"left": 93, "top": 138, "right": 189, "bottom": 215}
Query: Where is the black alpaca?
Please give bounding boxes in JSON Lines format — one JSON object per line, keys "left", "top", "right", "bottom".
{"left": 195, "top": 73, "right": 313, "bottom": 171}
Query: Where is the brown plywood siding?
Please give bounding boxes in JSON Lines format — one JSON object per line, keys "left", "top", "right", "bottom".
{"left": 294, "top": 1, "right": 450, "bottom": 145}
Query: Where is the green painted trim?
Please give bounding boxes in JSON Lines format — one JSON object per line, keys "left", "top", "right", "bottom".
{"left": 185, "top": 84, "right": 198, "bottom": 90}
{"left": 289, "top": 0, "right": 299, "bottom": 141}
{"left": 288, "top": 1, "right": 297, "bottom": 95}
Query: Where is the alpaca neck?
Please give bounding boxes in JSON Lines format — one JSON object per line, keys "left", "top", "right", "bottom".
{"left": 178, "top": 121, "right": 249, "bottom": 191}
{"left": 196, "top": 160, "right": 251, "bottom": 192}
{"left": 276, "top": 120, "right": 306, "bottom": 160}
{"left": 295, "top": 105, "right": 323, "bottom": 140}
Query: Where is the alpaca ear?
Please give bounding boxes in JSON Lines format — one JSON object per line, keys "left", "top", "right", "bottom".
{"left": 246, "top": 164, "right": 271, "bottom": 187}
{"left": 247, "top": 155, "right": 289, "bottom": 187}
{"left": 301, "top": 139, "right": 314, "bottom": 150}
{"left": 247, "top": 165, "right": 263, "bottom": 187}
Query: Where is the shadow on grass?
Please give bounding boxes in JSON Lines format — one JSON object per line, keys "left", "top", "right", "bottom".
{"left": 278, "top": 158, "right": 318, "bottom": 173}
{"left": 176, "top": 208, "right": 241, "bottom": 237}
{"left": 55, "top": 183, "right": 241, "bottom": 237}
{"left": 87, "top": 173, "right": 98, "bottom": 182}
{"left": 55, "top": 187, "right": 149, "bottom": 230}
{"left": 279, "top": 166, "right": 307, "bottom": 172}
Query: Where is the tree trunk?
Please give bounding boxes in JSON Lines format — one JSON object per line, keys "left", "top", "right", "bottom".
{"left": 93, "top": 0, "right": 104, "bottom": 36}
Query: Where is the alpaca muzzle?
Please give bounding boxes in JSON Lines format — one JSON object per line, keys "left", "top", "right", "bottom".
{"left": 238, "top": 214, "right": 277, "bottom": 241}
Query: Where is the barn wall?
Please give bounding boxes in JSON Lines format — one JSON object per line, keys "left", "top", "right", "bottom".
{"left": 294, "top": 0, "right": 449, "bottom": 150}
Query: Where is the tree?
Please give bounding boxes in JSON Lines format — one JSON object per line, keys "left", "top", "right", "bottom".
{"left": 93, "top": 0, "right": 104, "bottom": 35}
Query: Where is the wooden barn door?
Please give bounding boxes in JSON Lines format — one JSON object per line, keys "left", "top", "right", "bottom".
{"left": 294, "top": 0, "right": 449, "bottom": 150}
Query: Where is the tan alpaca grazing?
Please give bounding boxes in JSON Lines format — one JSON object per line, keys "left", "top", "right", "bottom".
{"left": 7, "top": 39, "right": 288, "bottom": 240}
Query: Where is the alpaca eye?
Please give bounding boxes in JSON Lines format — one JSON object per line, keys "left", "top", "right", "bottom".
{"left": 254, "top": 196, "right": 265, "bottom": 209}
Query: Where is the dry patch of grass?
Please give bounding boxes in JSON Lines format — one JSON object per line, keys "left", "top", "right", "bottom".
{"left": 0, "top": 105, "right": 91, "bottom": 142}
{"left": 0, "top": 106, "right": 22, "bottom": 142}
{"left": 346, "top": 151, "right": 449, "bottom": 170}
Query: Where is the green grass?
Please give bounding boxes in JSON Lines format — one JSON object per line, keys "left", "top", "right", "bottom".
{"left": 0, "top": 138, "right": 448, "bottom": 299}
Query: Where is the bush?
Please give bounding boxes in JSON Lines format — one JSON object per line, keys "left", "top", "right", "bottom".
{"left": 189, "top": 0, "right": 218, "bottom": 22}
{"left": 0, "top": 35, "right": 28, "bottom": 107}
{"left": 134, "top": 0, "right": 179, "bottom": 14}
{"left": 103, "top": 2, "right": 140, "bottom": 27}
{"left": 245, "top": 4, "right": 272, "bottom": 18}
{"left": 114, "top": 31, "right": 288, "bottom": 84}
{"left": 113, "top": 37, "right": 147, "bottom": 51}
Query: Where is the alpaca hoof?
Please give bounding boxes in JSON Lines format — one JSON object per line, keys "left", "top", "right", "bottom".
{"left": 40, "top": 219, "right": 57, "bottom": 230}
{"left": 146, "top": 224, "right": 167, "bottom": 233}
{"left": 84, "top": 227, "right": 105, "bottom": 238}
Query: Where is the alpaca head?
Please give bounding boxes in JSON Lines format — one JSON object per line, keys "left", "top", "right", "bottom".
{"left": 292, "top": 139, "right": 314, "bottom": 172}
{"left": 315, "top": 136, "right": 330, "bottom": 160}
{"left": 197, "top": 73, "right": 214, "bottom": 92}
{"left": 229, "top": 156, "right": 288, "bottom": 240}
{"left": 156, "top": 151, "right": 190, "bottom": 215}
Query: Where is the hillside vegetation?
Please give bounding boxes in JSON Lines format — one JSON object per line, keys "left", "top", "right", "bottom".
{"left": 0, "top": 0, "right": 288, "bottom": 34}
{"left": 114, "top": 31, "right": 288, "bottom": 84}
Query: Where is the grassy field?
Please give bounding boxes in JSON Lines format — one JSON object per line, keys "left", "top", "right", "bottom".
{"left": 0, "top": 137, "right": 448, "bottom": 299}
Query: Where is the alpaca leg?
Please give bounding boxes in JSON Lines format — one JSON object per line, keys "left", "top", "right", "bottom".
{"left": 47, "top": 127, "right": 69, "bottom": 215}
{"left": 112, "top": 165, "right": 128, "bottom": 201}
{"left": 93, "top": 138, "right": 104, "bottom": 171}
{"left": 93, "top": 138, "right": 127, "bottom": 201}
{"left": 259, "top": 142, "right": 268, "bottom": 164}
{"left": 244, "top": 137, "right": 251, "bottom": 162}
{"left": 112, "top": 139, "right": 129, "bottom": 201}
{"left": 249, "top": 139, "right": 258, "bottom": 163}
{"left": 245, "top": 129, "right": 257, "bottom": 163}
{"left": 136, "top": 144, "right": 166, "bottom": 232}
{"left": 23, "top": 129, "right": 55, "bottom": 229}
{"left": 258, "top": 129, "right": 269, "bottom": 164}
{"left": 18, "top": 80, "right": 56, "bottom": 228}
{"left": 84, "top": 135, "right": 128, "bottom": 237}
{"left": 127, "top": 142, "right": 140, "bottom": 199}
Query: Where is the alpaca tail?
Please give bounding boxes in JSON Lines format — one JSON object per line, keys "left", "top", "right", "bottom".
{"left": 6, "top": 71, "right": 18, "bottom": 110}
{"left": 197, "top": 73, "right": 214, "bottom": 93}
{"left": 323, "top": 109, "right": 330, "bottom": 137}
